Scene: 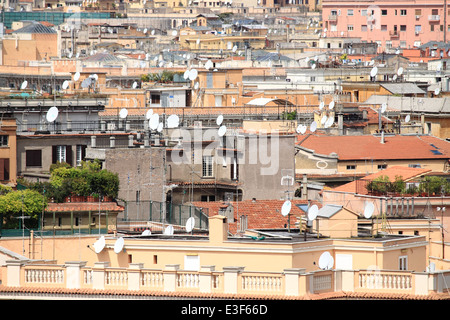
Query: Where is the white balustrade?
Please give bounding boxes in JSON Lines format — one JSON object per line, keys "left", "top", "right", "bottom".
{"left": 25, "top": 268, "right": 64, "bottom": 284}
{"left": 358, "top": 271, "right": 412, "bottom": 290}
{"left": 242, "top": 274, "right": 282, "bottom": 292}
{"left": 177, "top": 272, "right": 200, "bottom": 289}
{"left": 141, "top": 271, "right": 164, "bottom": 288}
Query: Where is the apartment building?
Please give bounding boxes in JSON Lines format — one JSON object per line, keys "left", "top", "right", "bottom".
{"left": 322, "top": 0, "right": 449, "bottom": 52}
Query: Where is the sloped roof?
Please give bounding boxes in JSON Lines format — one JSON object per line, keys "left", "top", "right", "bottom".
{"left": 191, "top": 199, "right": 320, "bottom": 234}
{"left": 380, "top": 83, "right": 425, "bottom": 95}
{"left": 46, "top": 201, "right": 124, "bottom": 213}
{"left": 12, "top": 22, "right": 56, "bottom": 34}
{"left": 363, "top": 95, "right": 450, "bottom": 114}
{"left": 82, "top": 52, "right": 123, "bottom": 64}
{"left": 332, "top": 166, "right": 432, "bottom": 194}
{"left": 317, "top": 204, "right": 343, "bottom": 218}
{"left": 297, "top": 134, "right": 450, "bottom": 161}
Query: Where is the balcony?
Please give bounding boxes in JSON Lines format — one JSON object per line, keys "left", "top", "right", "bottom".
{"left": 389, "top": 30, "right": 399, "bottom": 38}
{"left": 328, "top": 14, "right": 338, "bottom": 22}
{"left": 428, "top": 15, "right": 440, "bottom": 21}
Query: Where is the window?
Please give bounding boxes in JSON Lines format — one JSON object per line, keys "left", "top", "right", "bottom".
{"left": 330, "top": 10, "right": 337, "bottom": 16}
{"left": 415, "top": 25, "right": 422, "bottom": 33}
{"left": 431, "top": 24, "right": 435, "bottom": 32}
{"left": 381, "top": 9, "right": 387, "bottom": 16}
{"left": 0, "top": 135, "right": 8, "bottom": 147}
{"left": 201, "top": 195, "right": 216, "bottom": 201}
{"left": 361, "top": 25, "right": 367, "bottom": 32}
{"left": 400, "top": 41, "right": 407, "bottom": 48}
{"left": 230, "top": 156, "right": 238, "bottom": 181}
{"left": 381, "top": 25, "right": 387, "bottom": 31}
{"left": 400, "top": 25, "right": 407, "bottom": 31}
{"left": 151, "top": 94, "right": 160, "bottom": 104}
{"left": 347, "top": 25, "right": 354, "bottom": 31}
{"left": 346, "top": 165, "right": 356, "bottom": 170}
{"left": 0, "top": 158, "right": 9, "bottom": 181}
{"left": 76, "top": 145, "right": 86, "bottom": 167}
{"left": 415, "top": 9, "right": 421, "bottom": 16}
{"left": 378, "top": 164, "right": 387, "bottom": 170}
{"left": 26, "top": 150, "right": 42, "bottom": 167}
{"left": 400, "top": 9, "right": 407, "bottom": 16}
{"left": 202, "top": 155, "right": 213, "bottom": 177}
{"left": 361, "top": 9, "right": 367, "bottom": 16}
{"left": 432, "top": 9, "right": 438, "bottom": 15}
{"left": 386, "top": 40, "right": 392, "bottom": 48}
{"left": 347, "top": 9, "right": 353, "bottom": 16}
{"left": 52, "top": 145, "right": 72, "bottom": 165}
{"left": 399, "top": 256, "right": 408, "bottom": 270}
{"left": 184, "top": 255, "right": 200, "bottom": 271}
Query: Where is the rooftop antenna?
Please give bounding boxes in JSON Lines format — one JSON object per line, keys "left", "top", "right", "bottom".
{"left": 281, "top": 199, "right": 292, "bottom": 232}
{"left": 318, "top": 251, "right": 334, "bottom": 270}
{"left": 307, "top": 204, "right": 318, "bottom": 237}
{"left": 164, "top": 224, "right": 174, "bottom": 235}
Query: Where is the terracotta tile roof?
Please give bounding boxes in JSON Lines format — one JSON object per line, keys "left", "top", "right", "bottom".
{"left": 191, "top": 199, "right": 320, "bottom": 234}
{"left": 297, "top": 134, "right": 450, "bottom": 161}
{"left": 332, "top": 166, "right": 432, "bottom": 193}
{"left": 0, "top": 286, "right": 448, "bottom": 300}
{"left": 46, "top": 202, "right": 125, "bottom": 213}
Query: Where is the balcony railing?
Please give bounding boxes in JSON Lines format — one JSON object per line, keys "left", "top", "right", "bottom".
{"left": 428, "top": 15, "right": 440, "bottom": 21}
{"left": 3, "top": 260, "right": 448, "bottom": 298}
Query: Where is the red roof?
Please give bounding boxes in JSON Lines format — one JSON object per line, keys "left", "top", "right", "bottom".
{"left": 297, "top": 134, "right": 450, "bottom": 161}
{"left": 191, "top": 199, "right": 320, "bottom": 234}
{"left": 333, "top": 166, "right": 431, "bottom": 194}
{"left": 46, "top": 202, "right": 124, "bottom": 213}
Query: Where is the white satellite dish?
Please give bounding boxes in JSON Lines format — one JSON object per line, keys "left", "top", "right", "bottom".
{"left": 310, "top": 121, "right": 317, "bottom": 132}
{"left": 370, "top": 66, "right": 378, "bottom": 78}
{"left": 151, "top": 29, "right": 155, "bottom": 35}
{"left": 93, "top": 236, "right": 105, "bottom": 254}
{"left": 119, "top": 108, "right": 128, "bottom": 119}
{"left": 143, "top": 28, "right": 148, "bottom": 34}
{"left": 167, "top": 114, "right": 180, "bottom": 128}
{"left": 164, "top": 225, "right": 174, "bottom": 235}
{"left": 232, "top": 45, "right": 237, "bottom": 53}
{"left": 393, "top": 74, "right": 398, "bottom": 81}
{"left": 325, "top": 116, "right": 334, "bottom": 128}
{"left": 405, "top": 114, "right": 410, "bottom": 123}
{"left": 218, "top": 125, "right": 227, "bottom": 137}
{"left": 146, "top": 109, "right": 154, "bottom": 119}
{"left": 435, "top": 88, "right": 441, "bottom": 95}
{"left": 205, "top": 60, "right": 213, "bottom": 70}
{"left": 321, "top": 115, "right": 328, "bottom": 125}
{"left": 74, "top": 72, "right": 80, "bottom": 81}
{"left": 132, "top": 81, "right": 138, "bottom": 89}
{"left": 149, "top": 113, "right": 159, "bottom": 130}
{"left": 369, "top": 60, "right": 374, "bottom": 66}
{"left": 329, "top": 100, "right": 335, "bottom": 110}
{"left": 46, "top": 106, "right": 59, "bottom": 123}
{"left": 281, "top": 200, "right": 292, "bottom": 217}
{"left": 21, "top": 80, "right": 28, "bottom": 90}
{"left": 114, "top": 237, "right": 125, "bottom": 254}
{"left": 157, "top": 122, "right": 163, "bottom": 132}
{"left": 90, "top": 74, "right": 98, "bottom": 81}
{"left": 397, "top": 67, "right": 404, "bottom": 76}
{"left": 196, "top": 38, "right": 200, "bottom": 45}
{"left": 318, "top": 251, "right": 334, "bottom": 270}
{"left": 308, "top": 204, "right": 319, "bottom": 221}
{"left": 363, "top": 202, "right": 375, "bottom": 219}
{"left": 189, "top": 69, "right": 198, "bottom": 81}
{"left": 319, "top": 101, "right": 324, "bottom": 110}
{"left": 194, "top": 82, "right": 199, "bottom": 90}
{"left": 172, "top": 30, "right": 178, "bottom": 36}
{"left": 141, "top": 229, "right": 151, "bottom": 236}
{"left": 81, "top": 77, "right": 91, "bottom": 88}
{"left": 183, "top": 69, "right": 191, "bottom": 80}
{"left": 185, "top": 217, "right": 195, "bottom": 233}
{"left": 62, "top": 80, "right": 70, "bottom": 90}
{"left": 381, "top": 103, "right": 387, "bottom": 113}
{"left": 216, "top": 115, "right": 224, "bottom": 126}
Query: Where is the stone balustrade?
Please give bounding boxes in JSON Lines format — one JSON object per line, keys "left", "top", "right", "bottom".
{"left": 3, "top": 260, "right": 450, "bottom": 298}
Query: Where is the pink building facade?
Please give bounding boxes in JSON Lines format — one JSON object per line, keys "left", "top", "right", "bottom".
{"left": 322, "top": 0, "right": 449, "bottom": 52}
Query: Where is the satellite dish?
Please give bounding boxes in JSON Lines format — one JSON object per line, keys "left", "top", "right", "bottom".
{"left": 281, "top": 200, "right": 292, "bottom": 217}
{"left": 189, "top": 69, "right": 198, "bottom": 81}
{"left": 232, "top": 45, "right": 237, "bottom": 53}
{"left": 319, "top": 101, "right": 324, "bottom": 110}
{"left": 90, "top": 74, "right": 98, "bottom": 81}
{"left": 119, "top": 108, "right": 128, "bottom": 119}
{"left": 405, "top": 114, "right": 410, "bottom": 123}
{"left": 318, "top": 251, "right": 334, "bottom": 270}
{"left": 435, "top": 88, "right": 441, "bottom": 95}
{"left": 157, "top": 122, "right": 163, "bottom": 132}
{"left": 370, "top": 66, "right": 378, "bottom": 78}
{"left": 146, "top": 109, "right": 154, "bottom": 119}
{"left": 308, "top": 204, "right": 319, "bottom": 221}
{"left": 325, "top": 116, "right": 334, "bottom": 128}
{"left": 114, "top": 237, "right": 124, "bottom": 254}
{"left": 151, "top": 29, "right": 155, "bottom": 35}
{"left": 321, "top": 115, "right": 328, "bottom": 125}
{"left": 183, "top": 69, "right": 191, "bottom": 80}
{"left": 46, "top": 106, "right": 59, "bottom": 123}
{"left": 310, "top": 121, "right": 317, "bottom": 132}
{"left": 311, "top": 63, "right": 316, "bottom": 70}
{"left": 172, "top": 30, "right": 178, "bottom": 36}
{"left": 369, "top": 60, "right": 374, "bottom": 66}
{"left": 74, "top": 72, "right": 80, "bottom": 81}
{"left": 132, "top": 81, "right": 138, "bottom": 89}
{"left": 397, "top": 67, "right": 404, "bottom": 76}
{"left": 205, "top": 60, "right": 213, "bottom": 70}
{"left": 218, "top": 125, "right": 227, "bottom": 137}
{"left": 93, "top": 236, "right": 105, "bottom": 254}
{"left": 167, "top": 114, "right": 180, "bottom": 128}
{"left": 62, "top": 80, "right": 70, "bottom": 90}
{"left": 141, "top": 229, "right": 151, "bottom": 236}
{"left": 185, "top": 217, "right": 195, "bottom": 233}
{"left": 393, "top": 74, "right": 398, "bottom": 81}
{"left": 164, "top": 225, "right": 174, "bottom": 235}
{"left": 329, "top": 100, "right": 335, "bottom": 110}
{"left": 143, "top": 28, "right": 148, "bottom": 34}
{"left": 216, "top": 114, "right": 224, "bottom": 126}
{"left": 81, "top": 77, "right": 92, "bottom": 88}
{"left": 363, "top": 202, "right": 374, "bottom": 219}
{"left": 196, "top": 38, "right": 200, "bottom": 45}
{"left": 21, "top": 80, "right": 28, "bottom": 90}
{"left": 194, "top": 82, "right": 199, "bottom": 90}
{"left": 381, "top": 103, "right": 387, "bottom": 113}
{"left": 149, "top": 113, "right": 159, "bottom": 130}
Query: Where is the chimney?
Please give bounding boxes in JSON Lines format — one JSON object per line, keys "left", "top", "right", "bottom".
{"left": 302, "top": 174, "right": 308, "bottom": 200}
{"left": 381, "top": 130, "right": 385, "bottom": 144}
{"left": 209, "top": 215, "right": 228, "bottom": 244}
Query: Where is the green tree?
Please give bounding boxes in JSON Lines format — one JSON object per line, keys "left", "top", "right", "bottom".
{"left": 0, "top": 190, "right": 47, "bottom": 229}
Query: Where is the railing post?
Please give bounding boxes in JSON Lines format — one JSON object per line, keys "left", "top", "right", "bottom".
{"left": 199, "top": 265, "right": 215, "bottom": 293}
{"left": 65, "top": 261, "right": 87, "bottom": 289}
{"left": 336, "top": 270, "right": 355, "bottom": 292}
{"left": 6, "top": 260, "right": 28, "bottom": 287}
{"left": 414, "top": 272, "right": 430, "bottom": 295}
{"left": 92, "top": 262, "right": 109, "bottom": 290}
{"left": 164, "top": 264, "right": 180, "bottom": 292}
{"left": 128, "top": 263, "right": 144, "bottom": 291}
{"left": 223, "top": 266, "right": 244, "bottom": 294}
{"left": 283, "top": 268, "right": 306, "bottom": 296}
